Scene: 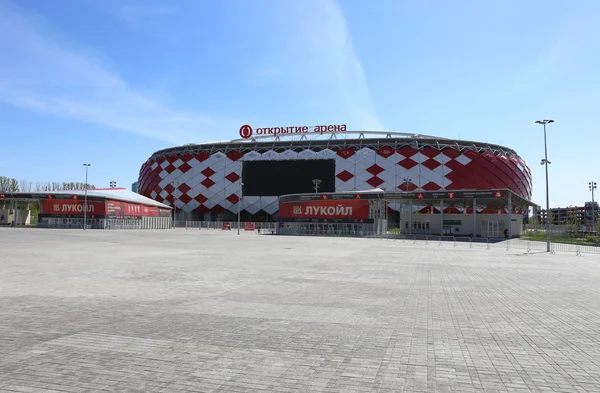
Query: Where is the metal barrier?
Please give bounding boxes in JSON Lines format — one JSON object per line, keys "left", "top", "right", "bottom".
{"left": 183, "top": 221, "right": 277, "bottom": 233}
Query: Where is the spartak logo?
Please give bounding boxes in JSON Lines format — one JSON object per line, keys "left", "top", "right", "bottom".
{"left": 239, "top": 124, "right": 253, "bottom": 139}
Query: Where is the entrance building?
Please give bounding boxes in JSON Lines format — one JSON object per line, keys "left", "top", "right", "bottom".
{"left": 277, "top": 188, "right": 534, "bottom": 239}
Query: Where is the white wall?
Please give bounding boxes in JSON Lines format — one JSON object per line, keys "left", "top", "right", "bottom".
{"left": 0, "top": 208, "right": 31, "bottom": 226}
{"left": 399, "top": 213, "right": 524, "bottom": 238}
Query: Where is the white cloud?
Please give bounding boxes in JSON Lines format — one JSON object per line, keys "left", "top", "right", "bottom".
{"left": 243, "top": 0, "right": 384, "bottom": 131}
{"left": 0, "top": 0, "right": 235, "bottom": 145}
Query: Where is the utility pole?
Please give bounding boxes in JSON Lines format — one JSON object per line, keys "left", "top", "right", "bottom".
{"left": 82, "top": 163, "right": 91, "bottom": 230}
{"left": 535, "top": 119, "right": 554, "bottom": 252}
{"left": 590, "top": 181, "right": 597, "bottom": 231}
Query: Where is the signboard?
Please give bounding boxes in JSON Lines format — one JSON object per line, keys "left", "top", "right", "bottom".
{"left": 278, "top": 199, "right": 370, "bottom": 220}
{"left": 106, "top": 200, "right": 160, "bottom": 217}
{"left": 278, "top": 217, "right": 374, "bottom": 224}
{"left": 245, "top": 222, "right": 255, "bottom": 231}
{"left": 279, "top": 189, "right": 509, "bottom": 203}
{"left": 239, "top": 124, "right": 347, "bottom": 139}
{"left": 443, "top": 220, "right": 462, "bottom": 225}
{"left": 41, "top": 200, "right": 106, "bottom": 215}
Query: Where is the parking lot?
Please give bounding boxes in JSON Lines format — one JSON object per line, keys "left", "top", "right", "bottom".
{"left": 1, "top": 228, "right": 600, "bottom": 392}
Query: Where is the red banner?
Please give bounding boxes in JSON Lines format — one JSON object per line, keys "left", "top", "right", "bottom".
{"left": 42, "top": 200, "right": 106, "bottom": 215}
{"left": 278, "top": 199, "right": 370, "bottom": 219}
{"left": 42, "top": 199, "right": 163, "bottom": 217}
{"left": 106, "top": 200, "right": 159, "bottom": 217}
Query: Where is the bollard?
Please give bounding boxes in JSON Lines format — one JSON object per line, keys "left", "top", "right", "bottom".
{"left": 439, "top": 235, "right": 442, "bottom": 246}
{"left": 402, "top": 234, "right": 406, "bottom": 243}
{"left": 576, "top": 245, "right": 581, "bottom": 257}
{"left": 550, "top": 243, "right": 555, "bottom": 254}
{"left": 453, "top": 236, "right": 457, "bottom": 247}
{"left": 506, "top": 239, "right": 511, "bottom": 252}
{"left": 413, "top": 234, "right": 417, "bottom": 244}
{"left": 426, "top": 235, "right": 429, "bottom": 244}
{"left": 527, "top": 241, "right": 531, "bottom": 253}
{"left": 469, "top": 236, "right": 473, "bottom": 248}
{"left": 486, "top": 237, "right": 491, "bottom": 250}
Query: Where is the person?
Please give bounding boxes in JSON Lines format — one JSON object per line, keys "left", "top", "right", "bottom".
{"left": 503, "top": 227, "right": 508, "bottom": 240}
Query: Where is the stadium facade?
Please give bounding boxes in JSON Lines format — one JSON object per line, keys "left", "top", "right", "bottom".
{"left": 138, "top": 125, "right": 533, "bottom": 229}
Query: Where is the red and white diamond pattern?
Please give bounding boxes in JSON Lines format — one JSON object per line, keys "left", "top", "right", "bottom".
{"left": 139, "top": 145, "right": 532, "bottom": 216}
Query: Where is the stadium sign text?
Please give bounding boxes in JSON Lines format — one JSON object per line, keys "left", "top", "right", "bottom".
{"left": 239, "top": 124, "right": 346, "bottom": 139}
{"left": 279, "top": 199, "right": 369, "bottom": 219}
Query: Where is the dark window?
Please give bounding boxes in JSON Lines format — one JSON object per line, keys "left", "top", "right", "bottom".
{"left": 242, "top": 159, "right": 335, "bottom": 196}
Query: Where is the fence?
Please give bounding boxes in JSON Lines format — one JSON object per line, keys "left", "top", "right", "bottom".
{"left": 36, "top": 217, "right": 172, "bottom": 230}
{"left": 182, "top": 221, "right": 278, "bottom": 233}
{"left": 370, "top": 233, "right": 600, "bottom": 256}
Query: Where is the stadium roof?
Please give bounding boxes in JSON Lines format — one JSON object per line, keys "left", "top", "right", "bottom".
{"left": 0, "top": 188, "right": 172, "bottom": 209}
{"left": 150, "top": 131, "right": 520, "bottom": 159}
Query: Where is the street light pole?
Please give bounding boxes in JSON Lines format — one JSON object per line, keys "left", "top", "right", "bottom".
{"left": 172, "top": 180, "right": 179, "bottom": 229}
{"left": 590, "top": 181, "right": 597, "bottom": 231}
{"left": 312, "top": 179, "right": 321, "bottom": 193}
{"left": 403, "top": 178, "right": 412, "bottom": 235}
{"left": 536, "top": 119, "right": 554, "bottom": 252}
{"left": 82, "top": 163, "right": 91, "bottom": 230}
{"left": 237, "top": 182, "right": 243, "bottom": 235}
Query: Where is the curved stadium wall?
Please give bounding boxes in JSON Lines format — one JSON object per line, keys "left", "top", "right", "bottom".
{"left": 138, "top": 136, "right": 532, "bottom": 220}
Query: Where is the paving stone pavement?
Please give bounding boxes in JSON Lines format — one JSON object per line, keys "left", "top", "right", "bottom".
{"left": 1, "top": 228, "right": 600, "bottom": 393}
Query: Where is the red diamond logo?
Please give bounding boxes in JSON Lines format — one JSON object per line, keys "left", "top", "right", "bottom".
{"left": 195, "top": 194, "right": 208, "bottom": 204}
{"left": 421, "top": 147, "right": 440, "bottom": 158}
{"left": 366, "top": 176, "right": 384, "bottom": 188}
{"left": 336, "top": 147, "right": 355, "bottom": 159}
{"left": 397, "top": 146, "right": 418, "bottom": 157}
{"left": 178, "top": 162, "right": 192, "bottom": 173}
{"left": 336, "top": 170, "right": 354, "bottom": 182}
{"left": 201, "top": 178, "right": 215, "bottom": 188}
{"left": 201, "top": 167, "right": 215, "bottom": 177}
{"left": 421, "top": 158, "right": 441, "bottom": 170}
{"left": 178, "top": 193, "right": 192, "bottom": 204}
{"left": 226, "top": 194, "right": 240, "bottom": 204}
{"left": 227, "top": 151, "right": 244, "bottom": 161}
{"left": 422, "top": 181, "right": 441, "bottom": 191}
{"left": 212, "top": 204, "right": 225, "bottom": 214}
{"left": 177, "top": 183, "right": 191, "bottom": 193}
{"left": 376, "top": 146, "right": 395, "bottom": 158}
{"left": 225, "top": 172, "right": 240, "bottom": 183}
{"left": 164, "top": 184, "right": 175, "bottom": 193}
{"left": 196, "top": 152, "right": 210, "bottom": 162}
{"left": 164, "top": 164, "right": 176, "bottom": 173}
{"left": 442, "top": 148, "right": 461, "bottom": 159}
{"left": 397, "top": 157, "right": 418, "bottom": 169}
{"left": 180, "top": 153, "right": 194, "bottom": 162}
{"left": 366, "top": 164, "right": 384, "bottom": 176}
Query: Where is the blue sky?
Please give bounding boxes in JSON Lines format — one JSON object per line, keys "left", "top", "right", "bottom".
{"left": 0, "top": 0, "right": 598, "bottom": 208}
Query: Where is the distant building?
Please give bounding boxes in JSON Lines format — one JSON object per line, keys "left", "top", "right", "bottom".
{"left": 132, "top": 181, "right": 139, "bottom": 193}
{"left": 535, "top": 202, "right": 598, "bottom": 229}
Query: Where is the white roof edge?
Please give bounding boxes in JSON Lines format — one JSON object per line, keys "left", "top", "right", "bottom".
{"left": 30, "top": 189, "right": 172, "bottom": 209}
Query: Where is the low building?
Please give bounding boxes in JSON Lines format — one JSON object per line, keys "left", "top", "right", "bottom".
{"left": 277, "top": 188, "right": 532, "bottom": 239}
{"left": 0, "top": 188, "right": 172, "bottom": 229}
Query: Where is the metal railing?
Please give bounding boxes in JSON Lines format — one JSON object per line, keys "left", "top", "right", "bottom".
{"left": 371, "top": 233, "right": 600, "bottom": 256}
{"left": 182, "top": 221, "right": 278, "bottom": 233}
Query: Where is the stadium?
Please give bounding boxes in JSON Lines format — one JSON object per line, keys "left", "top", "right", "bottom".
{"left": 138, "top": 125, "right": 533, "bottom": 236}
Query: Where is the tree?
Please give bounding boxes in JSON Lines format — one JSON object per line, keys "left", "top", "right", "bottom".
{"left": 0, "top": 176, "right": 19, "bottom": 192}
{"left": 19, "top": 180, "right": 32, "bottom": 192}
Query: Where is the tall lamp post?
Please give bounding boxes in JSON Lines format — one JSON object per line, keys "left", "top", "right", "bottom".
{"left": 312, "top": 179, "right": 321, "bottom": 193}
{"left": 536, "top": 119, "right": 554, "bottom": 252}
{"left": 82, "top": 163, "right": 91, "bottom": 230}
{"left": 237, "top": 182, "right": 243, "bottom": 235}
{"left": 403, "top": 178, "right": 412, "bottom": 235}
{"left": 590, "top": 181, "right": 597, "bottom": 231}
{"left": 172, "top": 180, "right": 179, "bottom": 228}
